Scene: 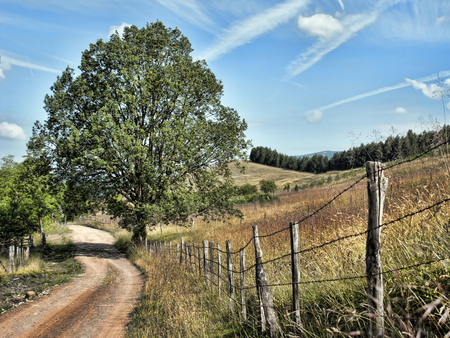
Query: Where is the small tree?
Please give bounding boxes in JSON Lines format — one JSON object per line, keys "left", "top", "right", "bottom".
{"left": 294, "top": 184, "right": 299, "bottom": 191}
{"left": 309, "top": 181, "right": 316, "bottom": 188}
{"left": 335, "top": 173, "right": 341, "bottom": 181}
{"left": 259, "top": 180, "right": 277, "bottom": 194}
{"left": 327, "top": 175, "right": 332, "bottom": 184}
{"left": 283, "top": 183, "right": 291, "bottom": 191}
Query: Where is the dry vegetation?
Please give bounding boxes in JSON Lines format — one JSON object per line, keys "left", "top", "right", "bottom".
{"left": 229, "top": 161, "right": 359, "bottom": 189}
{"left": 110, "top": 155, "right": 450, "bottom": 337}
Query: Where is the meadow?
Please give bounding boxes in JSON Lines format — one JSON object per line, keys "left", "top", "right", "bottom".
{"left": 95, "top": 153, "right": 450, "bottom": 337}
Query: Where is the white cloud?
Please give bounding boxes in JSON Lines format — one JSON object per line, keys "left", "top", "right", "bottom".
{"left": 287, "top": 12, "right": 378, "bottom": 77}
{"left": 0, "top": 60, "right": 11, "bottom": 80}
{"left": 0, "top": 122, "right": 26, "bottom": 140}
{"left": 394, "top": 107, "right": 407, "bottom": 114}
{"left": 108, "top": 22, "right": 132, "bottom": 38}
{"left": 405, "top": 78, "right": 444, "bottom": 99}
{"left": 199, "top": 0, "right": 309, "bottom": 61}
{"left": 297, "top": 14, "right": 344, "bottom": 39}
{"left": 304, "top": 110, "right": 323, "bottom": 123}
{"left": 305, "top": 70, "right": 450, "bottom": 114}
{"left": 436, "top": 16, "right": 450, "bottom": 26}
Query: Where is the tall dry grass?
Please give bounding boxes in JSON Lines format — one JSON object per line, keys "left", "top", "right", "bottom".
{"left": 123, "top": 155, "right": 450, "bottom": 337}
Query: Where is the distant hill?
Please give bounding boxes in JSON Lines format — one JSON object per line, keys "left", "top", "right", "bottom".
{"left": 296, "top": 150, "right": 340, "bottom": 159}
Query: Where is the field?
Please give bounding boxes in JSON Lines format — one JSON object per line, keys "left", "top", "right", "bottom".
{"left": 109, "top": 154, "right": 450, "bottom": 337}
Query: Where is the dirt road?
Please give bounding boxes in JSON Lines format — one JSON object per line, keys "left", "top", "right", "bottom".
{"left": 0, "top": 225, "right": 143, "bottom": 338}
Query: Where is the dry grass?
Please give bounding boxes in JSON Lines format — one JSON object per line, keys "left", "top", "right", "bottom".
{"left": 229, "top": 161, "right": 359, "bottom": 189}
{"left": 118, "top": 155, "right": 450, "bottom": 337}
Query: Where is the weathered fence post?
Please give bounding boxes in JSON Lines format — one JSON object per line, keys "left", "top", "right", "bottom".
{"left": 203, "top": 240, "right": 209, "bottom": 285}
{"left": 176, "top": 243, "right": 180, "bottom": 261}
{"left": 290, "top": 221, "right": 303, "bottom": 330}
{"left": 253, "top": 225, "right": 280, "bottom": 338}
{"left": 198, "top": 247, "right": 202, "bottom": 275}
{"left": 226, "top": 240, "right": 235, "bottom": 311}
{"left": 192, "top": 243, "right": 197, "bottom": 271}
{"left": 209, "top": 241, "right": 215, "bottom": 286}
{"left": 240, "top": 248, "right": 247, "bottom": 323}
{"left": 180, "top": 237, "right": 184, "bottom": 264}
{"left": 169, "top": 241, "right": 172, "bottom": 257}
{"left": 217, "top": 243, "right": 222, "bottom": 293}
{"left": 366, "top": 161, "right": 388, "bottom": 338}
{"left": 9, "top": 245, "right": 14, "bottom": 273}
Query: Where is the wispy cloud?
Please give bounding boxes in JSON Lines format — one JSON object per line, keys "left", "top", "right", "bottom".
{"left": 376, "top": 0, "right": 450, "bottom": 42}
{"left": 287, "top": 11, "right": 378, "bottom": 77}
{"left": 1, "top": 53, "right": 61, "bottom": 75}
{"left": 157, "top": 0, "right": 215, "bottom": 30}
{"left": 199, "top": 0, "right": 309, "bottom": 61}
{"left": 306, "top": 71, "right": 450, "bottom": 113}
{"left": 0, "top": 122, "right": 26, "bottom": 140}
{"left": 336, "top": 0, "right": 345, "bottom": 11}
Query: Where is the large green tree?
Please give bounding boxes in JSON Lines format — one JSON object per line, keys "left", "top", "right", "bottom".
{"left": 31, "top": 22, "right": 249, "bottom": 239}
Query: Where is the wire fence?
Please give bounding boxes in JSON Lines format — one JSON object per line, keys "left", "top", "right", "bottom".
{"left": 142, "top": 141, "right": 450, "bottom": 337}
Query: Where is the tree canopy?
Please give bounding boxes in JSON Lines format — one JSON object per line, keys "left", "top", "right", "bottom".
{"left": 30, "top": 22, "right": 249, "bottom": 239}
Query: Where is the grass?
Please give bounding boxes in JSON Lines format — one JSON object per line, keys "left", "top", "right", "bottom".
{"left": 81, "top": 155, "right": 450, "bottom": 336}
{"left": 0, "top": 223, "right": 82, "bottom": 313}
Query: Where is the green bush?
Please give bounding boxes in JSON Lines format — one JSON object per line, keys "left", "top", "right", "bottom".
{"left": 237, "top": 184, "right": 258, "bottom": 195}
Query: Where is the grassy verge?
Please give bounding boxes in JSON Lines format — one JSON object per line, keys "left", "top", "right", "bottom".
{"left": 0, "top": 224, "right": 82, "bottom": 314}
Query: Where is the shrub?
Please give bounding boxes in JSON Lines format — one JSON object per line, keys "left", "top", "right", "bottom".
{"left": 259, "top": 180, "right": 277, "bottom": 194}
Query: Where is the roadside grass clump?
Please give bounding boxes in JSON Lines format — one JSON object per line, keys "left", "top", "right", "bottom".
{"left": 0, "top": 223, "right": 82, "bottom": 313}
{"left": 126, "top": 246, "right": 245, "bottom": 338}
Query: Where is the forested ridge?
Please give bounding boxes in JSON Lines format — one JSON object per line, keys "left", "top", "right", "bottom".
{"left": 250, "top": 126, "right": 449, "bottom": 173}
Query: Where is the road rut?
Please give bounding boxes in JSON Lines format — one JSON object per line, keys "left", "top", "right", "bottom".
{"left": 0, "top": 225, "right": 143, "bottom": 338}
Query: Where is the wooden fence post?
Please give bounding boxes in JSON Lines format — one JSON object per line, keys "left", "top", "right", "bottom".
{"left": 180, "top": 237, "right": 184, "bottom": 264}
{"left": 198, "top": 247, "right": 202, "bottom": 276}
{"left": 226, "top": 240, "right": 235, "bottom": 311}
{"left": 240, "top": 248, "right": 247, "bottom": 323}
{"left": 192, "top": 243, "right": 197, "bottom": 271}
{"left": 176, "top": 243, "right": 180, "bottom": 261}
{"left": 203, "top": 240, "right": 209, "bottom": 285}
{"left": 366, "top": 161, "right": 388, "bottom": 338}
{"left": 253, "top": 225, "right": 280, "bottom": 338}
{"left": 9, "top": 245, "right": 14, "bottom": 273}
{"left": 217, "top": 243, "right": 222, "bottom": 293}
{"left": 169, "top": 241, "right": 172, "bottom": 257}
{"left": 209, "top": 241, "right": 215, "bottom": 286}
{"left": 290, "top": 221, "right": 303, "bottom": 330}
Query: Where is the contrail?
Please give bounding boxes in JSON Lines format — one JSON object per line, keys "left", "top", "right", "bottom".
{"left": 307, "top": 71, "right": 450, "bottom": 113}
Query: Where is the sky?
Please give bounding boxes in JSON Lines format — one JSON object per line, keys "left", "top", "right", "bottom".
{"left": 1, "top": 0, "right": 450, "bottom": 161}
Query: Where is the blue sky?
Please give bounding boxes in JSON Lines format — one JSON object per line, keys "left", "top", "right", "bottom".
{"left": 1, "top": 0, "right": 450, "bottom": 161}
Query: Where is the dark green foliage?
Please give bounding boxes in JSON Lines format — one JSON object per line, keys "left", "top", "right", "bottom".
{"left": 237, "top": 184, "right": 258, "bottom": 196}
{"left": 327, "top": 175, "right": 332, "bottom": 184}
{"left": 235, "top": 193, "right": 279, "bottom": 205}
{"left": 283, "top": 183, "right": 291, "bottom": 191}
{"left": 249, "top": 126, "right": 450, "bottom": 172}
{"left": 259, "top": 180, "right": 277, "bottom": 194}
{"left": 29, "top": 22, "right": 249, "bottom": 239}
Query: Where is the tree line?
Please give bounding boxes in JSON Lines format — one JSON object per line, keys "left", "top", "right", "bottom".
{"left": 250, "top": 126, "right": 449, "bottom": 173}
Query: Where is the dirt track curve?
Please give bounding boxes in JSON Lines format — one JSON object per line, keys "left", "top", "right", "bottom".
{"left": 0, "top": 225, "right": 143, "bottom": 338}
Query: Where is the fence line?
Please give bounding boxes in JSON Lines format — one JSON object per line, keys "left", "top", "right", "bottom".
{"left": 139, "top": 142, "right": 450, "bottom": 337}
